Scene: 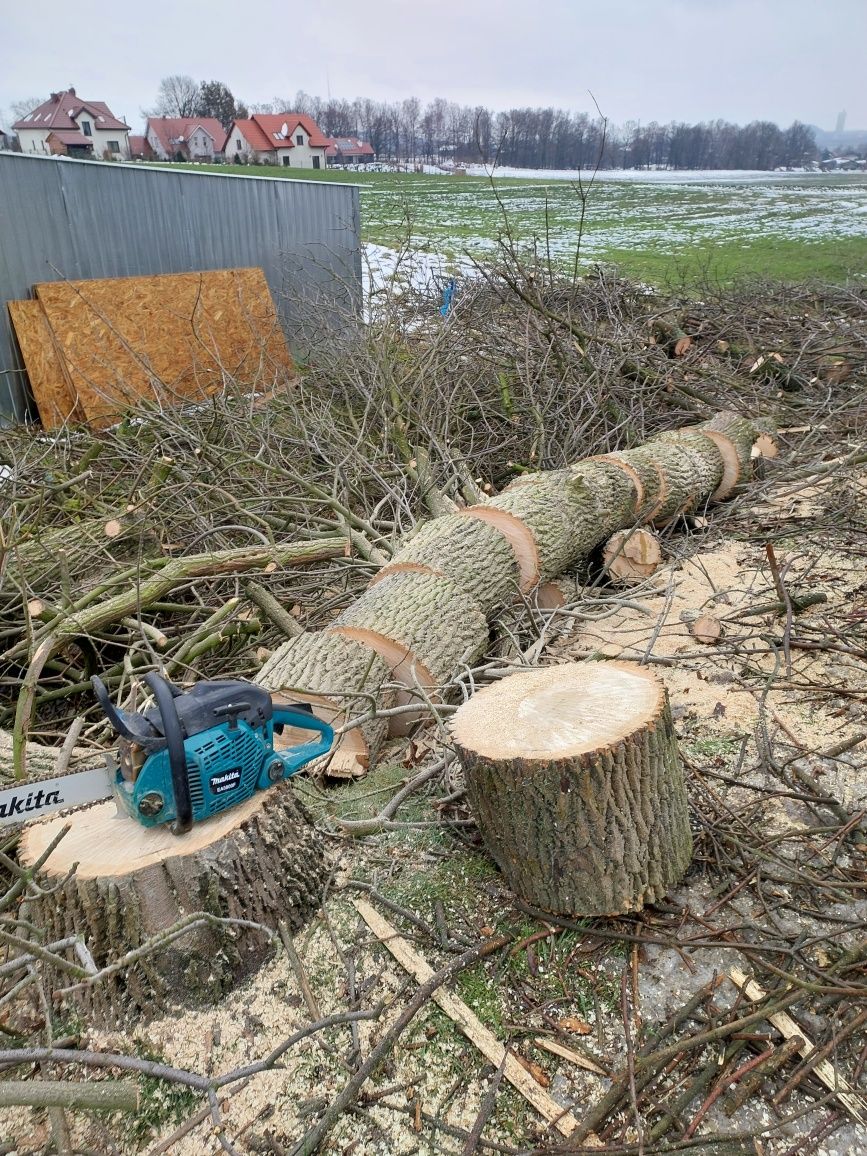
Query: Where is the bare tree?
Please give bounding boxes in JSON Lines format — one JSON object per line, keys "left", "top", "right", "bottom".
{"left": 5, "top": 97, "right": 46, "bottom": 126}
{"left": 150, "top": 74, "right": 199, "bottom": 118}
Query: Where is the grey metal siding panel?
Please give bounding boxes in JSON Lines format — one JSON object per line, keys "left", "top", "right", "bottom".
{"left": 0, "top": 154, "right": 361, "bottom": 421}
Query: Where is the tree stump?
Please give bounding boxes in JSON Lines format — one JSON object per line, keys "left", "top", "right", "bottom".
{"left": 17, "top": 784, "right": 326, "bottom": 1026}
{"left": 451, "top": 661, "right": 692, "bottom": 916}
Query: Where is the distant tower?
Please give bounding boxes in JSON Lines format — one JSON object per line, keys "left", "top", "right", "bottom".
{"left": 835, "top": 110, "right": 846, "bottom": 134}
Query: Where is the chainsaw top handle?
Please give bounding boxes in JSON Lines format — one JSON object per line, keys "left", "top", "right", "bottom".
{"left": 272, "top": 707, "right": 334, "bottom": 775}
{"left": 143, "top": 672, "right": 194, "bottom": 835}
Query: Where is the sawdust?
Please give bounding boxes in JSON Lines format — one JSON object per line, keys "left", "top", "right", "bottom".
{"left": 547, "top": 537, "right": 867, "bottom": 758}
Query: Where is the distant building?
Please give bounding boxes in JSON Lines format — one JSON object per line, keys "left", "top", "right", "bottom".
{"left": 127, "top": 135, "right": 153, "bottom": 161}
{"left": 145, "top": 117, "right": 227, "bottom": 162}
{"left": 0, "top": 127, "right": 15, "bottom": 151}
{"left": 325, "top": 136, "right": 376, "bottom": 165}
{"left": 226, "top": 113, "right": 329, "bottom": 167}
{"left": 835, "top": 110, "right": 847, "bottom": 134}
{"left": 13, "top": 88, "right": 130, "bottom": 159}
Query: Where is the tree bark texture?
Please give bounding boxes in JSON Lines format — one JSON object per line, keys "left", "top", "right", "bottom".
{"left": 451, "top": 661, "right": 692, "bottom": 916}
{"left": 255, "top": 413, "right": 769, "bottom": 766}
{"left": 16, "top": 784, "right": 326, "bottom": 1026}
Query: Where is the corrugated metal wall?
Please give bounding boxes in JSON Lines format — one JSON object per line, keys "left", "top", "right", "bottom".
{"left": 0, "top": 153, "right": 362, "bottom": 421}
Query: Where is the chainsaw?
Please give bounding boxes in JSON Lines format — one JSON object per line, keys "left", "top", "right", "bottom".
{"left": 0, "top": 673, "right": 333, "bottom": 834}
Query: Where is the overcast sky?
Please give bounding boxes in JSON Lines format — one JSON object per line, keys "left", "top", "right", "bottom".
{"left": 3, "top": 0, "right": 865, "bottom": 131}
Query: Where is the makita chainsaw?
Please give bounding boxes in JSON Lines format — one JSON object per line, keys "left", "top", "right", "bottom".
{"left": 0, "top": 673, "right": 333, "bottom": 834}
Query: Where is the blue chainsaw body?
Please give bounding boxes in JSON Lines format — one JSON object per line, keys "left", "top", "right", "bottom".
{"left": 93, "top": 674, "right": 332, "bottom": 834}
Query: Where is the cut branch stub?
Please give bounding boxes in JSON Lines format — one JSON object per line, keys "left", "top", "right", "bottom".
{"left": 17, "top": 785, "right": 327, "bottom": 1026}
{"left": 451, "top": 661, "right": 693, "bottom": 916}
{"left": 691, "top": 411, "right": 766, "bottom": 499}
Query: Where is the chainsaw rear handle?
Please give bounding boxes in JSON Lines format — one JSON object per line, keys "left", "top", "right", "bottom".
{"left": 272, "top": 707, "right": 334, "bottom": 776}
{"left": 143, "top": 672, "right": 194, "bottom": 835}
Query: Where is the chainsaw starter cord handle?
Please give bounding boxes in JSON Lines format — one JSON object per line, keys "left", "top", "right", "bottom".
{"left": 144, "top": 672, "right": 194, "bottom": 835}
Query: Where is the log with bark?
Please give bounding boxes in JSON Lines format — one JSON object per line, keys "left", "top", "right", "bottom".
{"left": 254, "top": 411, "right": 772, "bottom": 767}
{"left": 450, "top": 661, "right": 692, "bottom": 915}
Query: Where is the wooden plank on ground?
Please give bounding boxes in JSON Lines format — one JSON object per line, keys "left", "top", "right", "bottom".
{"left": 729, "top": 968, "right": 866, "bottom": 1125}
{"left": 34, "top": 268, "right": 293, "bottom": 426}
{"left": 354, "top": 898, "right": 591, "bottom": 1141}
{"left": 8, "top": 299, "right": 84, "bottom": 428}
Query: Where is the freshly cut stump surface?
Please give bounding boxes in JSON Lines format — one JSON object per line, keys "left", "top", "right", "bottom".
{"left": 451, "top": 661, "right": 692, "bottom": 916}
{"left": 18, "top": 784, "right": 326, "bottom": 1026}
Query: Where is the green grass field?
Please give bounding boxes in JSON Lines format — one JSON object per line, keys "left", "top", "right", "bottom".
{"left": 166, "top": 162, "right": 867, "bottom": 285}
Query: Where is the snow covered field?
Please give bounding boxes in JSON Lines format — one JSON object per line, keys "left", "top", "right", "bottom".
{"left": 357, "top": 168, "right": 867, "bottom": 283}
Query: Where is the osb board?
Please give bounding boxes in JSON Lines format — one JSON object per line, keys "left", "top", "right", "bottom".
{"left": 7, "top": 299, "right": 84, "bottom": 429}
{"left": 34, "top": 268, "right": 294, "bottom": 426}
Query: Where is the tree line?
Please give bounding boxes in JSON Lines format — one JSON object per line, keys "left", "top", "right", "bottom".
{"left": 165, "top": 76, "right": 818, "bottom": 170}
{"left": 6, "top": 76, "right": 820, "bottom": 171}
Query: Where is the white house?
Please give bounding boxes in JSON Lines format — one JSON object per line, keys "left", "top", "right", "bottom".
{"left": 13, "top": 88, "right": 130, "bottom": 159}
{"left": 145, "top": 117, "right": 227, "bottom": 162}
{"left": 225, "top": 113, "right": 329, "bottom": 168}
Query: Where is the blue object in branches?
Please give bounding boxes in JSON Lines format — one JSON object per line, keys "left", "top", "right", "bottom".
{"left": 440, "top": 277, "right": 457, "bottom": 316}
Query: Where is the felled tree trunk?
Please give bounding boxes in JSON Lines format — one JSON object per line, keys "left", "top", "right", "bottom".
{"left": 16, "top": 783, "right": 326, "bottom": 1026}
{"left": 256, "top": 412, "right": 771, "bottom": 765}
{"left": 451, "top": 662, "right": 692, "bottom": 915}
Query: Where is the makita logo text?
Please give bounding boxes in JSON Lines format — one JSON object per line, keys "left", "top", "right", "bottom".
{"left": 0, "top": 788, "right": 62, "bottom": 819}
{"left": 209, "top": 768, "right": 241, "bottom": 795}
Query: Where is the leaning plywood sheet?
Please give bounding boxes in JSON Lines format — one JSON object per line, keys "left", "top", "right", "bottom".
{"left": 34, "top": 269, "right": 293, "bottom": 426}
{"left": 8, "top": 299, "right": 84, "bottom": 428}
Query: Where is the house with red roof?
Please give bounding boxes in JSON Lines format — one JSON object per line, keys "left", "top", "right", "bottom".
{"left": 13, "top": 88, "right": 130, "bottom": 159}
{"left": 325, "top": 137, "right": 376, "bottom": 166}
{"left": 226, "top": 113, "right": 329, "bottom": 168}
{"left": 145, "top": 117, "right": 228, "bottom": 162}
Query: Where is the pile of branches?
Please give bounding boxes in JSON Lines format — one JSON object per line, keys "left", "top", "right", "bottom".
{"left": 1, "top": 263, "right": 865, "bottom": 759}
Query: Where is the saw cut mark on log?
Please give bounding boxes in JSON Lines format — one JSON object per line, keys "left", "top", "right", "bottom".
{"left": 728, "top": 968, "right": 866, "bottom": 1125}
{"left": 459, "top": 506, "right": 541, "bottom": 592}
{"left": 451, "top": 661, "right": 693, "bottom": 916}
{"left": 586, "top": 454, "right": 645, "bottom": 516}
{"left": 354, "top": 899, "right": 587, "bottom": 1141}
{"left": 328, "top": 569, "right": 489, "bottom": 701}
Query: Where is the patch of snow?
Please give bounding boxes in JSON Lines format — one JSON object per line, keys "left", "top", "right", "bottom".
{"left": 463, "top": 165, "right": 859, "bottom": 185}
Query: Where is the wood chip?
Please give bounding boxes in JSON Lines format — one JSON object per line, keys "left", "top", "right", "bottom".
{"left": 558, "top": 1016, "right": 593, "bottom": 1036}
{"left": 534, "top": 1037, "right": 606, "bottom": 1075}
{"left": 691, "top": 615, "right": 722, "bottom": 644}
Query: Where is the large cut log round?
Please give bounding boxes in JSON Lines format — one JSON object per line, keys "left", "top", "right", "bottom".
{"left": 451, "top": 661, "right": 692, "bottom": 916}
{"left": 17, "top": 783, "right": 327, "bottom": 1027}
